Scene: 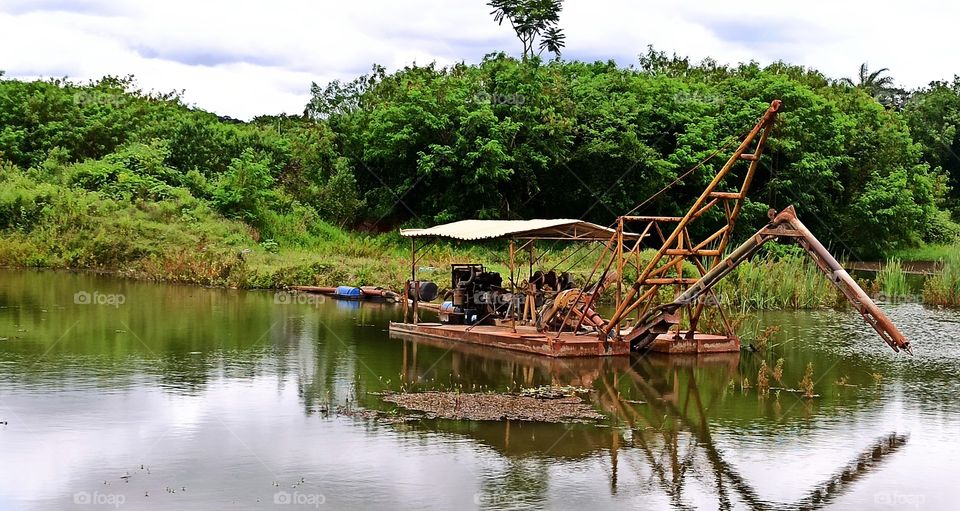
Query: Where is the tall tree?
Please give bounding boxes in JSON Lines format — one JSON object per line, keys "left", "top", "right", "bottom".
{"left": 840, "top": 63, "right": 904, "bottom": 106}
{"left": 488, "top": 0, "right": 566, "bottom": 59}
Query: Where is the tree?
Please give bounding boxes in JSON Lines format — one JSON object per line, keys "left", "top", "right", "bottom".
{"left": 903, "top": 77, "right": 960, "bottom": 216}
{"left": 488, "top": 0, "right": 566, "bottom": 59}
{"left": 840, "top": 63, "right": 903, "bottom": 106}
{"left": 211, "top": 148, "right": 277, "bottom": 225}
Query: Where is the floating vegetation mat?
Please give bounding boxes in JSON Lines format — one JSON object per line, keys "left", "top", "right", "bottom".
{"left": 379, "top": 388, "right": 603, "bottom": 423}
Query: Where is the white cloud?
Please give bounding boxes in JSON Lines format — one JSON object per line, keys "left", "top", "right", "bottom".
{"left": 0, "top": 0, "right": 956, "bottom": 119}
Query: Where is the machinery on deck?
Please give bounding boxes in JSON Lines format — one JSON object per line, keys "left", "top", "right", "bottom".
{"left": 440, "top": 264, "right": 505, "bottom": 325}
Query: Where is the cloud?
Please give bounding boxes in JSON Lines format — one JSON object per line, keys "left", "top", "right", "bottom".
{"left": 132, "top": 46, "right": 283, "bottom": 69}
{"left": 0, "top": 0, "right": 957, "bottom": 119}
{"left": 1, "top": 0, "right": 124, "bottom": 16}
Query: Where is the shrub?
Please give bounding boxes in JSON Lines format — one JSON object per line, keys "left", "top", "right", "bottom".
{"left": 211, "top": 148, "right": 277, "bottom": 225}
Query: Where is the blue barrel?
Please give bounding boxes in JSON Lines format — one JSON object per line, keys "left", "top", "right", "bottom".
{"left": 334, "top": 286, "right": 363, "bottom": 299}
{"left": 439, "top": 301, "right": 462, "bottom": 325}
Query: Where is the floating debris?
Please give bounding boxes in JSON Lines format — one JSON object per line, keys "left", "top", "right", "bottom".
{"left": 336, "top": 406, "right": 416, "bottom": 424}
{"left": 380, "top": 391, "right": 605, "bottom": 423}
{"left": 518, "top": 385, "right": 591, "bottom": 399}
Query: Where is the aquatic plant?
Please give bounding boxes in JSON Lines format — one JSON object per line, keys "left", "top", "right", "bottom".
{"left": 923, "top": 250, "right": 960, "bottom": 306}
{"left": 877, "top": 258, "right": 910, "bottom": 300}
{"left": 717, "top": 254, "right": 838, "bottom": 311}
{"left": 800, "top": 362, "right": 816, "bottom": 398}
{"left": 772, "top": 358, "right": 784, "bottom": 385}
{"left": 757, "top": 361, "right": 770, "bottom": 395}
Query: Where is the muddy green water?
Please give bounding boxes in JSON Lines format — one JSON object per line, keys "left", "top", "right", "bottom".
{"left": 0, "top": 269, "right": 956, "bottom": 510}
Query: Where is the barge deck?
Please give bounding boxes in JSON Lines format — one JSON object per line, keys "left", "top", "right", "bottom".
{"left": 387, "top": 322, "right": 740, "bottom": 357}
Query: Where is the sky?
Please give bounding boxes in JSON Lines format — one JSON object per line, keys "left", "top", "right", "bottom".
{"left": 1, "top": 0, "right": 957, "bottom": 120}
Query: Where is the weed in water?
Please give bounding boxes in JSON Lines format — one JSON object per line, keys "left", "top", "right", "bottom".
{"left": 757, "top": 361, "right": 770, "bottom": 395}
{"left": 800, "top": 362, "right": 816, "bottom": 398}
{"left": 772, "top": 358, "right": 784, "bottom": 385}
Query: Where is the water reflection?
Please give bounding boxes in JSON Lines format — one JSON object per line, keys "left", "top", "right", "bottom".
{"left": 390, "top": 335, "right": 911, "bottom": 509}
{"left": 0, "top": 269, "right": 953, "bottom": 510}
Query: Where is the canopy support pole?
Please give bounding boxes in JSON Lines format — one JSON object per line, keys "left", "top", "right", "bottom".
{"left": 411, "top": 238, "right": 418, "bottom": 324}
{"left": 510, "top": 238, "right": 517, "bottom": 333}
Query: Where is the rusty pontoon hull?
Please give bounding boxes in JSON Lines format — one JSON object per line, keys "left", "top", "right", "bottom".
{"left": 388, "top": 322, "right": 632, "bottom": 357}
{"left": 388, "top": 322, "right": 740, "bottom": 357}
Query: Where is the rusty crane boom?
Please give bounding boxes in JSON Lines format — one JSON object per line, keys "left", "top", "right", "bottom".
{"left": 590, "top": 100, "right": 910, "bottom": 354}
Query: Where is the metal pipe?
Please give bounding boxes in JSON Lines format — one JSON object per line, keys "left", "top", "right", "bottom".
{"left": 776, "top": 207, "right": 911, "bottom": 353}
{"left": 622, "top": 206, "right": 911, "bottom": 354}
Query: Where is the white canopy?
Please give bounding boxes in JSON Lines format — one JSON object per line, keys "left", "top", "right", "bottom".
{"left": 399, "top": 219, "right": 643, "bottom": 241}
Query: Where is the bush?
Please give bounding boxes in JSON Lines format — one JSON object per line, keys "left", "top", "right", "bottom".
{"left": 923, "top": 209, "right": 960, "bottom": 244}
{"left": 924, "top": 250, "right": 960, "bottom": 306}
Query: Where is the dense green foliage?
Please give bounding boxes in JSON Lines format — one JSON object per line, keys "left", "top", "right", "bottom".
{"left": 307, "top": 52, "right": 957, "bottom": 256}
{"left": 1, "top": 52, "right": 959, "bottom": 291}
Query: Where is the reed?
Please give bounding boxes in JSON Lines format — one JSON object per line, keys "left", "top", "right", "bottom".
{"left": 757, "top": 360, "right": 770, "bottom": 395}
{"left": 799, "top": 362, "right": 816, "bottom": 398}
{"left": 876, "top": 258, "right": 910, "bottom": 300}
{"left": 717, "top": 254, "right": 837, "bottom": 311}
{"left": 923, "top": 250, "right": 960, "bottom": 306}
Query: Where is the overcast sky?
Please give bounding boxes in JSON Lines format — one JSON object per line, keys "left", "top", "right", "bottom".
{"left": 1, "top": 0, "right": 957, "bottom": 120}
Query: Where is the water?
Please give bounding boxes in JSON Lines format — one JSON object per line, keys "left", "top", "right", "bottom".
{"left": 0, "top": 269, "right": 955, "bottom": 510}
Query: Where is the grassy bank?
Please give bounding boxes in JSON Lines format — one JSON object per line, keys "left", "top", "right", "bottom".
{"left": 892, "top": 243, "right": 960, "bottom": 262}
{"left": 0, "top": 164, "right": 601, "bottom": 290}
{"left": 0, "top": 174, "right": 842, "bottom": 311}
{"left": 3, "top": 164, "right": 957, "bottom": 309}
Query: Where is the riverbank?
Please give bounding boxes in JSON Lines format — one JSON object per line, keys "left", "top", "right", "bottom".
{"left": 3, "top": 168, "right": 956, "bottom": 308}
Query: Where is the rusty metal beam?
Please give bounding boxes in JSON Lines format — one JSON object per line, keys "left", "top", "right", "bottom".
{"left": 622, "top": 206, "right": 911, "bottom": 354}
{"left": 602, "top": 100, "right": 782, "bottom": 336}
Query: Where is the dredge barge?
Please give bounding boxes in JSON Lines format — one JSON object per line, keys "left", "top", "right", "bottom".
{"left": 388, "top": 101, "right": 911, "bottom": 358}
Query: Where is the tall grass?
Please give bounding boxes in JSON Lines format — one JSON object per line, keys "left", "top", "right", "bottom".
{"left": 923, "top": 250, "right": 960, "bottom": 306}
{"left": 717, "top": 254, "right": 838, "bottom": 311}
{"left": 877, "top": 258, "right": 910, "bottom": 300}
